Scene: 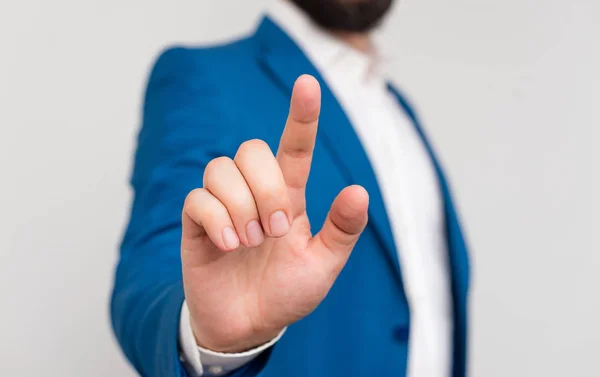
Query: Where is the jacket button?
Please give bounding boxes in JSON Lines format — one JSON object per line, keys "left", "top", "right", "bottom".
{"left": 393, "top": 325, "right": 410, "bottom": 342}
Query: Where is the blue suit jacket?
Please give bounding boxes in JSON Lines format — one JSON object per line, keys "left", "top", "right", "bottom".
{"left": 111, "top": 17, "right": 470, "bottom": 377}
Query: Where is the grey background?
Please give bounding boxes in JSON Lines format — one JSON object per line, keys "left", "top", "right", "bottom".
{"left": 0, "top": 0, "right": 598, "bottom": 376}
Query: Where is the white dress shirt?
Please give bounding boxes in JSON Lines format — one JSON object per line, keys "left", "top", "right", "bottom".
{"left": 179, "top": 1, "right": 453, "bottom": 376}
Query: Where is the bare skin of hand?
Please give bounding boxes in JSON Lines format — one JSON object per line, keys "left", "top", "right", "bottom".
{"left": 181, "top": 75, "right": 369, "bottom": 353}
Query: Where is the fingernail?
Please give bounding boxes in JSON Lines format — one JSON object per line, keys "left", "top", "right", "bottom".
{"left": 222, "top": 227, "right": 239, "bottom": 250}
{"left": 269, "top": 210, "right": 290, "bottom": 237}
{"left": 246, "top": 220, "right": 265, "bottom": 247}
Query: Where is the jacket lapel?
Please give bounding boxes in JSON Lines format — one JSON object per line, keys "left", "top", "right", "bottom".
{"left": 387, "top": 84, "right": 470, "bottom": 299}
{"left": 254, "top": 17, "right": 402, "bottom": 284}
{"left": 388, "top": 84, "right": 470, "bottom": 377}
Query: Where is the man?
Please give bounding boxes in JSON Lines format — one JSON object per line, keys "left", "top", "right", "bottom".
{"left": 111, "top": 1, "right": 470, "bottom": 376}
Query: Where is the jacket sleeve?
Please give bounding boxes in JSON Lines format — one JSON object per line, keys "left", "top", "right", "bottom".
{"left": 110, "top": 47, "right": 271, "bottom": 377}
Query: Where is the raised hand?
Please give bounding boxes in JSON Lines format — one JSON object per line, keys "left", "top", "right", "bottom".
{"left": 181, "top": 75, "right": 369, "bottom": 353}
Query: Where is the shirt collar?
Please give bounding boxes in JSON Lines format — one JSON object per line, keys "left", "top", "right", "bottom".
{"left": 266, "top": 0, "right": 384, "bottom": 85}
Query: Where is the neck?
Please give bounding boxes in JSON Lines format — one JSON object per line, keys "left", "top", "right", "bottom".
{"left": 332, "top": 31, "right": 372, "bottom": 53}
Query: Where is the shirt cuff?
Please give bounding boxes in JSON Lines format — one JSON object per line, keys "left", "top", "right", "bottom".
{"left": 179, "top": 301, "right": 286, "bottom": 376}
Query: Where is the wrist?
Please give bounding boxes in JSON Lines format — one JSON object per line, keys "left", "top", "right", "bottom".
{"left": 190, "top": 316, "right": 283, "bottom": 354}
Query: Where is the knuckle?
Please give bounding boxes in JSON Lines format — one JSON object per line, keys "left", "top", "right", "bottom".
{"left": 236, "top": 139, "right": 270, "bottom": 159}
{"left": 184, "top": 188, "right": 206, "bottom": 212}
{"left": 282, "top": 144, "right": 312, "bottom": 159}
{"left": 203, "top": 156, "right": 233, "bottom": 186}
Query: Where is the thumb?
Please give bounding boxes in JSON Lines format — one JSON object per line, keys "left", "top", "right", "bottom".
{"left": 312, "top": 185, "right": 369, "bottom": 258}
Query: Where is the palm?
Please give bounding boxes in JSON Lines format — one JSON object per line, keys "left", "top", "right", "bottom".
{"left": 181, "top": 75, "right": 369, "bottom": 353}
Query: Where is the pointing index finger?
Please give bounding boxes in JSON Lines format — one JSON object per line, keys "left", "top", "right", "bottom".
{"left": 276, "top": 74, "right": 321, "bottom": 191}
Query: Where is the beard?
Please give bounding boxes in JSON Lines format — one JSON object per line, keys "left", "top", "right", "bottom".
{"left": 289, "top": 0, "right": 395, "bottom": 32}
